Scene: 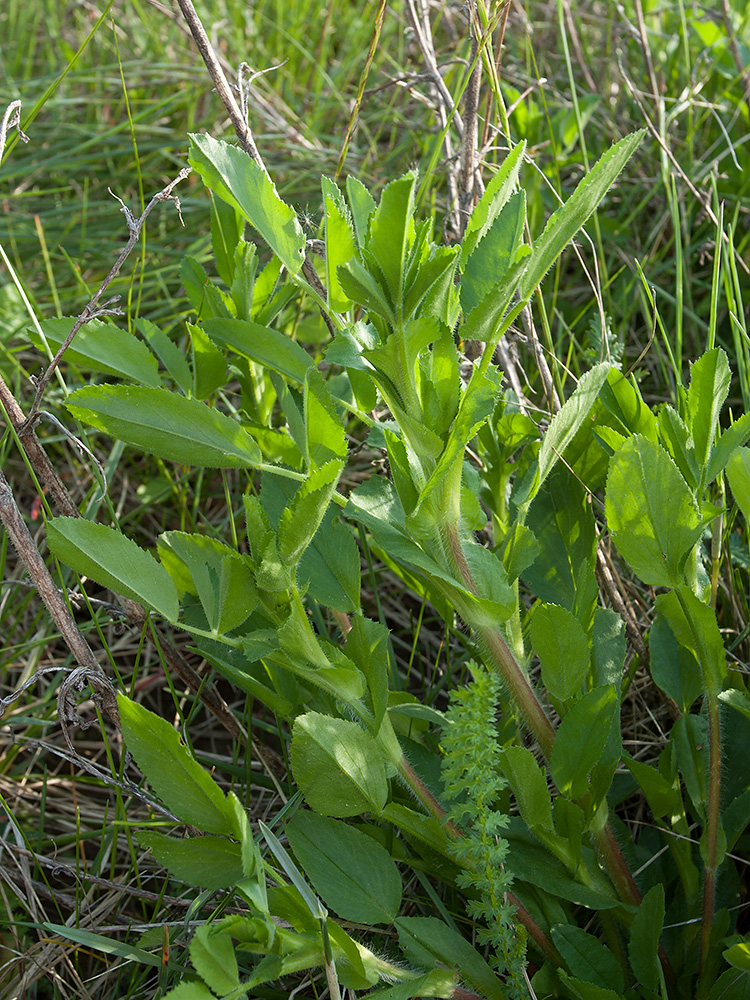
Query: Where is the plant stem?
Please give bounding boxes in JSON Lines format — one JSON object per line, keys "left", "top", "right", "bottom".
{"left": 700, "top": 695, "right": 722, "bottom": 976}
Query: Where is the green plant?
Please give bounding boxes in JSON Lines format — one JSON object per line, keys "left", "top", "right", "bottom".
{"left": 23, "top": 94, "right": 750, "bottom": 995}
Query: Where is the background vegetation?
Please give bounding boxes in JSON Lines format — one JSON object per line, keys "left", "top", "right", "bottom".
{"left": 0, "top": 0, "right": 749, "bottom": 997}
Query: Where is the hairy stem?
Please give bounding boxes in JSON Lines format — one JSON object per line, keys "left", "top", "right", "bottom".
{"left": 700, "top": 695, "right": 722, "bottom": 975}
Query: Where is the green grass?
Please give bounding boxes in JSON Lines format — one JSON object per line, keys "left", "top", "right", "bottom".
{"left": 1, "top": 0, "right": 750, "bottom": 996}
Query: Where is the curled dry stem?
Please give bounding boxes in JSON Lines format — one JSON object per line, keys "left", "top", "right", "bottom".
{"left": 20, "top": 168, "right": 191, "bottom": 430}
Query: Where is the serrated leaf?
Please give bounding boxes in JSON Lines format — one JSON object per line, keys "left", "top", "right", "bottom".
{"left": 189, "top": 133, "right": 305, "bottom": 275}
{"left": 67, "top": 384, "right": 262, "bottom": 468}
{"left": 278, "top": 460, "right": 343, "bottom": 568}
{"left": 461, "top": 139, "right": 526, "bottom": 267}
{"left": 367, "top": 172, "right": 417, "bottom": 311}
{"left": 189, "top": 927, "right": 239, "bottom": 995}
{"left": 139, "top": 831, "right": 243, "bottom": 889}
{"left": 305, "top": 368, "right": 347, "bottom": 468}
{"left": 461, "top": 191, "right": 526, "bottom": 316}
{"left": 323, "top": 176, "right": 357, "bottom": 311}
{"left": 346, "top": 175, "right": 376, "bottom": 245}
{"left": 291, "top": 712, "right": 388, "bottom": 816}
{"left": 47, "top": 518, "right": 179, "bottom": 621}
{"left": 118, "top": 694, "right": 235, "bottom": 834}
{"left": 287, "top": 812, "right": 402, "bottom": 924}
{"left": 518, "top": 131, "right": 645, "bottom": 300}
{"left": 687, "top": 348, "right": 730, "bottom": 479}
{"left": 31, "top": 317, "right": 161, "bottom": 386}
{"left": 605, "top": 435, "right": 701, "bottom": 587}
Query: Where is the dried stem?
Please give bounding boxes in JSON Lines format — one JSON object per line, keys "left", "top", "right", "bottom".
{"left": 21, "top": 169, "right": 191, "bottom": 431}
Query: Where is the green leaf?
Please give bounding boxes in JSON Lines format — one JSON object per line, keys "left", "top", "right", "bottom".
{"left": 727, "top": 446, "right": 750, "bottom": 521}
{"left": 305, "top": 368, "right": 347, "bottom": 468}
{"left": 535, "top": 363, "right": 610, "bottom": 500}
{"left": 499, "top": 745, "right": 554, "bottom": 835}
{"left": 291, "top": 712, "right": 388, "bottom": 816}
{"left": 360, "top": 970, "right": 456, "bottom": 1000}
{"left": 366, "top": 172, "right": 417, "bottom": 311}
{"left": 346, "top": 174, "right": 376, "bottom": 246}
{"left": 529, "top": 603, "right": 589, "bottom": 704}
{"left": 460, "top": 191, "right": 526, "bottom": 316}
{"left": 719, "top": 688, "right": 750, "bottom": 722}
{"left": 649, "top": 613, "right": 703, "bottom": 711}
{"left": 338, "top": 258, "right": 395, "bottom": 322}
{"left": 31, "top": 317, "right": 161, "bottom": 386}
{"left": 523, "top": 465, "right": 597, "bottom": 613}
{"left": 346, "top": 615, "right": 390, "bottom": 730}
{"left": 458, "top": 255, "right": 527, "bottom": 346}
{"left": 189, "top": 133, "right": 305, "bottom": 275}
{"left": 66, "top": 384, "right": 262, "bottom": 468}
{"left": 550, "top": 686, "right": 619, "bottom": 799}
{"left": 655, "top": 585, "right": 726, "bottom": 698}
{"left": 670, "top": 713, "right": 709, "bottom": 821}
{"left": 301, "top": 506, "right": 361, "bottom": 612}
{"left": 395, "top": 915, "right": 508, "bottom": 1000}
{"left": 161, "top": 986, "right": 216, "bottom": 1000}
{"left": 137, "top": 318, "right": 192, "bottom": 395}
{"left": 181, "top": 255, "right": 232, "bottom": 319}
{"left": 599, "top": 367, "right": 658, "bottom": 440}
{"left": 202, "top": 316, "right": 314, "bottom": 383}
{"left": 158, "top": 532, "right": 257, "bottom": 633}
{"left": 118, "top": 694, "right": 235, "bottom": 834}
{"left": 724, "top": 943, "right": 750, "bottom": 973}
{"left": 230, "top": 239, "right": 258, "bottom": 321}
{"left": 209, "top": 188, "right": 242, "bottom": 286}
{"left": 687, "top": 348, "right": 730, "bottom": 481}
{"left": 709, "top": 969, "right": 750, "bottom": 1000}
{"left": 188, "top": 322, "right": 227, "bottom": 399}
{"left": 409, "top": 365, "right": 502, "bottom": 528}
{"left": 259, "top": 820, "right": 327, "bottom": 919}
{"left": 659, "top": 405, "right": 699, "bottom": 490}
{"left": 47, "top": 518, "right": 179, "bottom": 621}
{"left": 44, "top": 922, "right": 179, "bottom": 971}
{"left": 518, "top": 131, "right": 645, "bottom": 300}
{"left": 278, "top": 460, "right": 343, "bottom": 569}
{"left": 605, "top": 435, "right": 701, "bottom": 587}
{"left": 189, "top": 926, "right": 239, "bottom": 995}
{"left": 624, "top": 755, "right": 683, "bottom": 821}
{"left": 323, "top": 176, "right": 357, "bottom": 311}
{"left": 461, "top": 139, "right": 526, "bottom": 267}
{"left": 286, "top": 812, "right": 401, "bottom": 924}
{"left": 552, "top": 924, "right": 624, "bottom": 994}
{"left": 708, "top": 414, "right": 750, "bottom": 486}
{"left": 628, "top": 883, "right": 665, "bottom": 992}
{"left": 557, "top": 971, "right": 625, "bottom": 1000}
{"left": 139, "top": 831, "right": 243, "bottom": 890}
{"left": 591, "top": 607, "right": 626, "bottom": 688}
